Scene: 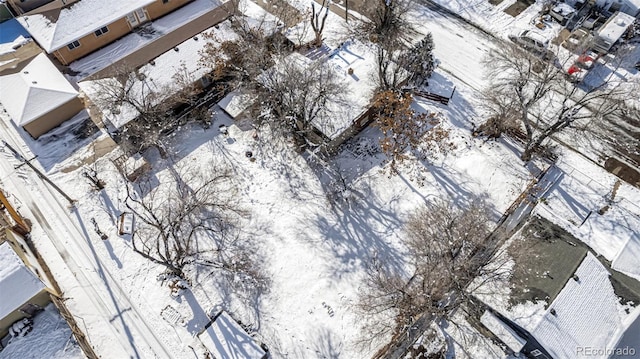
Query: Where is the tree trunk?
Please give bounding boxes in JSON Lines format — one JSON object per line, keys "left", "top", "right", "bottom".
{"left": 521, "top": 146, "right": 533, "bottom": 162}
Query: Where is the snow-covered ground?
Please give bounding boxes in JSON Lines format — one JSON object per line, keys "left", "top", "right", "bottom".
{"left": 41, "top": 78, "right": 530, "bottom": 357}
{"left": 533, "top": 149, "right": 640, "bottom": 280}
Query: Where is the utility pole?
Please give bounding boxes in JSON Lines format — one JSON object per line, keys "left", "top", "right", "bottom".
{"left": 2, "top": 141, "right": 76, "bottom": 205}
{"left": 345, "top": 0, "right": 349, "bottom": 22}
{"left": 0, "top": 189, "right": 31, "bottom": 235}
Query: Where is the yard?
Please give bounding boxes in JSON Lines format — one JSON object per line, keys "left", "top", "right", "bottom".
{"left": 46, "top": 73, "right": 532, "bottom": 357}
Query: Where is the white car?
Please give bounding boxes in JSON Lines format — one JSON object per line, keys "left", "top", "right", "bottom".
{"left": 509, "top": 30, "right": 554, "bottom": 60}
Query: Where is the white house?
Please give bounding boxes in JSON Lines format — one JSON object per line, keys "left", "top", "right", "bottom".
{"left": 0, "top": 242, "right": 50, "bottom": 338}
{"left": 0, "top": 53, "right": 84, "bottom": 138}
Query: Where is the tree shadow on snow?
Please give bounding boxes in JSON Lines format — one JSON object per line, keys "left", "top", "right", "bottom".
{"left": 308, "top": 180, "right": 406, "bottom": 276}
{"left": 311, "top": 328, "right": 343, "bottom": 359}
{"left": 181, "top": 289, "right": 210, "bottom": 335}
{"left": 70, "top": 209, "right": 142, "bottom": 359}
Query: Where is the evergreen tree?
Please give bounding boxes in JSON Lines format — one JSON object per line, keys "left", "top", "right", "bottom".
{"left": 403, "top": 33, "right": 435, "bottom": 87}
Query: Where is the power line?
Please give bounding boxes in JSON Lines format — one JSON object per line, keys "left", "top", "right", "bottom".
{"left": 1, "top": 140, "right": 76, "bottom": 205}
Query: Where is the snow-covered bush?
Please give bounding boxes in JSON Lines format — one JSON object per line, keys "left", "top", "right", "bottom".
{"left": 9, "top": 318, "right": 33, "bottom": 339}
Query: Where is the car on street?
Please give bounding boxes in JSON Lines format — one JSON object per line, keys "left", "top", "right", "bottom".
{"left": 509, "top": 29, "right": 555, "bottom": 61}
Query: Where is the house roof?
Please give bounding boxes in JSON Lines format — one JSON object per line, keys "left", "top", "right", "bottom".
{"left": 318, "top": 41, "right": 378, "bottom": 140}
{"left": 0, "top": 243, "right": 46, "bottom": 320}
{"left": 17, "top": 0, "right": 155, "bottom": 52}
{"left": 217, "top": 91, "right": 255, "bottom": 119}
{"left": 79, "top": 20, "right": 237, "bottom": 129}
{"left": 260, "top": 41, "right": 377, "bottom": 141}
{"left": 0, "top": 53, "right": 78, "bottom": 126}
{"left": 198, "top": 311, "right": 266, "bottom": 359}
{"left": 531, "top": 253, "right": 626, "bottom": 359}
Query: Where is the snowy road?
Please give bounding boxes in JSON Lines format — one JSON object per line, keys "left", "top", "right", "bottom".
{"left": 412, "top": 0, "right": 500, "bottom": 92}
{"left": 0, "top": 122, "right": 172, "bottom": 358}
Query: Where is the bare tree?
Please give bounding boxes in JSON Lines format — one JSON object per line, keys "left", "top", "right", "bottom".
{"left": 199, "top": 4, "right": 294, "bottom": 89}
{"left": 357, "top": 200, "right": 509, "bottom": 354}
{"left": 479, "top": 43, "right": 631, "bottom": 161}
{"left": 354, "top": 0, "right": 418, "bottom": 89}
{"left": 120, "top": 158, "right": 264, "bottom": 290}
{"left": 372, "top": 90, "right": 454, "bottom": 173}
{"left": 257, "top": 54, "right": 347, "bottom": 149}
{"left": 87, "top": 65, "right": 200, "bottom": 156}
{"left": 311, "top": 0, "right": 330, "bottom": 47}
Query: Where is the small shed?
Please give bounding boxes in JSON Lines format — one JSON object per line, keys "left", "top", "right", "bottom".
{"left": 480, "top": 310, "right": 527, "bottom": 354}
{"left": 217, "top": 91, "right": 255, "bottom": 120}
{"left": 197, "top": 311, "right": 267, "bottom": 359}
{"left": 0, "top": 53, "right": 84, "bottom": 138}
{"left": 0, "top": 242, "right": 50, "bottom": 338}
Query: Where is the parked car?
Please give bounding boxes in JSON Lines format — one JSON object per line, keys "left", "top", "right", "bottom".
{"left": 550, "top": 3, "right": 576, "bottom": 26}
{"left": 566, "top": 51, "right": 599, "bottom": 82}
{"left": 509, "top": 30, "right": 554, "bottom": 60}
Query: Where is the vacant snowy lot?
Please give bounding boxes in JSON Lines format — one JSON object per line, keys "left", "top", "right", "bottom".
{"left": 43, "top": 72, "right": 531, "bottom": 356}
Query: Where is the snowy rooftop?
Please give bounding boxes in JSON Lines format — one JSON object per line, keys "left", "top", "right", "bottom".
{"left": 67, "top": 0, "right": 225, "bottom": 81}
{"left": 0, "top": 53, "right": 78, "bottom": 126}
{"left": 480, "top": 311, "right": 527, "bottom": 353}
{"left": 552, "top": 3, "right": 576, "bottom": 16}
{"left": 0, "top": 242, "right": 46, "bottom": 320}
{"left": 597, "top": 12, "right": 635, "bottom": 44}
{"left": 79, "top": 21, "right": 237, "bottom": 129}
{"left": 198, "top": 311, "right": 267, "bottom": 359}
{"left": 217, "top": 90, "right": 255, "bottom": 119}
{"left": 284, "top": 40, "right": 377, "bottom": 140}
{"left": 531, "top": 253, "right": 625, "bottom": 359}
{"left": 318, "top": 41, "right": 378, "bottom": 139}
{"left": 17, "top": 0, "right": 155, "bottom": 52}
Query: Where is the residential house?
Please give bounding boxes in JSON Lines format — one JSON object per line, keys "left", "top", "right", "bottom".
{"left": 529, "top": 253, "right": 634, "bottom": 359}
{"left": 197, "top": 311, "right": 268, "bottom": 359}
{"left": 0, "top": 52, "right": 84, "bottom": 138}
{"left": 592, "top": 11, "right": 636, "bottom": 53}
{"left": 218, "top": 40, "right": 411, "bottom": 152}
{"left": 241, "top": 41, "right": 383, "bottom": 152}
{"left": 16, "top": 0, "right": 203, "bottom": 65}
{"left": 482, "top": 253, "right": 640, "bottom": 359}
{"left": 0, "top": 242, "right": 51, "bottom": 338}
{"left": 595, "top": 0, "right": 640, "bottom": 16}
{"left": 79, "top": 19, "right": 239, "bottom": 136}
{"left": 5, "top": 0, "right": 55, "bottom": 14}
